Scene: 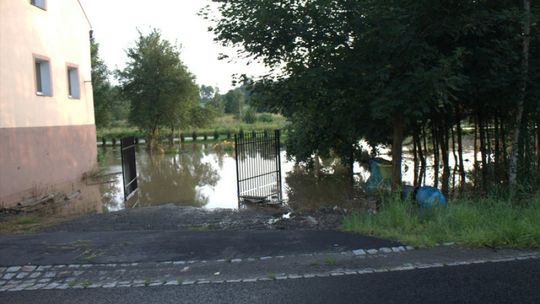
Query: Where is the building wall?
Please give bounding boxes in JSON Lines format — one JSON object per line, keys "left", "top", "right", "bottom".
{"left": 0, "top": 0, "right": 97, "bottom": 207}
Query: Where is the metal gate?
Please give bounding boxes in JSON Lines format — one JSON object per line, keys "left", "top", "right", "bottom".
{"left": 234, "top": 129, "right": 282, "bottom": 204}
{"left": 120, "top": 136, "right": 138, "bottom": 200}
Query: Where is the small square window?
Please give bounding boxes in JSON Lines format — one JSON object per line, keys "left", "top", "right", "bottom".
{"left": 35, "top": 59, "right": 52, "bottom": 96}
{"left": 30, "top": 0, "right": 46, "bottom": 10}
{"left": 67, "top": 67, "right": 80, "bottom": 98}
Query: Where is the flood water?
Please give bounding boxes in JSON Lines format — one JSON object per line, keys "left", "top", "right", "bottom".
{"left": 96, "top": 142, "right": 478, "bottom": 212}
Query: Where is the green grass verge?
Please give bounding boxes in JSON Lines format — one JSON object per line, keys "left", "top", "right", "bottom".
{"left": 341, "top": 195, "right": 540, "bottom": 248}
{"left": 96, "top": 114, "right": 289, "bottom": 139}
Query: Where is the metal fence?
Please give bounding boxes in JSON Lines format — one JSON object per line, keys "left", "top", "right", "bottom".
{"left": 120, "top": 136, "right": 138, "bottom": 200}
{"left": 234, "top": 130, "right": 282, "bottom": 204}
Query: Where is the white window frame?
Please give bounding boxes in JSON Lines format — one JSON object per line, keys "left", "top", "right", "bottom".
{"left": 67, "top": 65, "right": 80, "bottom": 99}
{"left": 34, "top": 56, "right": 52, "bottom": 97}
{"left": 30, "top": 0, "right": 46, "bottom": 10}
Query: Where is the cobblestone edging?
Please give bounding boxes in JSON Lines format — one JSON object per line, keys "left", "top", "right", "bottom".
{"left": 1, "top": 246, "right": 539, "bottom": 292}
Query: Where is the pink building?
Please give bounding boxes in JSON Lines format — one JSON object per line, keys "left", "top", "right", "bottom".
{"left": 0, "top": 0, "right": 97, "bottom": 207}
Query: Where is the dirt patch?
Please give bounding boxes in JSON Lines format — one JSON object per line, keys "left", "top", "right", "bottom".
{"left": 34, "top": 203, "right": 349, "bottom": 233}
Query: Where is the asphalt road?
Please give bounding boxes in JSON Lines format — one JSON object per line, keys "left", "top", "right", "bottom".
{"left": 2, "top": 259, "right": 539, "bottom": 304}
{"left": 0, "top": 230, "right": 401, "bottom": 266}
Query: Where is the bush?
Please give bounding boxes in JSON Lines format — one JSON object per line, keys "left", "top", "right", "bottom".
{"left": 243, "top": 107, "right": 257, "bottom": 124}
{"left": 258, "top": 113, "right": 273, "bottom": 122}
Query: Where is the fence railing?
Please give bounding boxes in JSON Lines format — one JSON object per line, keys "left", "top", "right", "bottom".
{"left": 234, "top": 130, "right": 282, "bottom": 204}
{"left": 120, "top": 136, "right": 138, "bottom": 200}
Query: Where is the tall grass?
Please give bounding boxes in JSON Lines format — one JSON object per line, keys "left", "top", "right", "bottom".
{"left": 96, "top": 114, "right": 289, "bottom": 139}
{"left": 341, "top": 194, "right": 540, "bottom": 248}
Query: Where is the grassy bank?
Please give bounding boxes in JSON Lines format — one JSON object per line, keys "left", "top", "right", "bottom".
{"left": 96, "top": 114, "right": 288, "bottom": 139}
{"left": 341, "top": 195, "right": 540, "bottom": 248}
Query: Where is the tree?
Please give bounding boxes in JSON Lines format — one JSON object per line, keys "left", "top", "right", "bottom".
{"left": 509, "top": 0, "right": 531, "bottom": 192}
{"left": 199, "top": 85, "right": 216, "bottom": 105}
{"left": 90, "top": 37, "right": 114, "bottom": 128}
{"left": 223, "top": 88, "right": 245, "bottom": 117}
{"left": 117, "top": 29, "right": 199, "bottom": 149}
{"left": 210, "top": 0, "right": 540, "bottom": 196}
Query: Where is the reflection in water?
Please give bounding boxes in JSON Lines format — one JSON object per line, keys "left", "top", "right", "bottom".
{"left": 134, "top": 144, "right": 220, "bottom": 207}
{"left": 285, "top": 164, "right": 367, "bottom": 212}
{"left": 97, "top": 142, "right": 478, "bottom": 213}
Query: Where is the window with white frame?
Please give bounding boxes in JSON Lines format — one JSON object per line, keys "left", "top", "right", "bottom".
{"left": 35, "top": 58, "right": 52, "bottom": 96}
{"left": 67, "top": 67, "right": 80, "bottom": 98}
{"left": 30, "top": 0, "right": 46, "bottom": 10}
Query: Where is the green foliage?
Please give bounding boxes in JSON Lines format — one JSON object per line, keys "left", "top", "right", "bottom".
{"left": 210, "top": 0, "right": 540, "bottom": 190}
{"left": 223, "top": 88, "right": 245, "bottom": 116}
{"left": 342, "top": 195, "right": 540, "bottom": 248}
{"left": 117, "top": 29, "right": 199, "bottom": 148}
{"left": 257, "top": 113, "right": 273, "bottom": 122}
{"left": 242, "top": 107, "right": 257, "bottom": 124}
{"left": 90, "top": 38, "right": 114, "bottom": 128}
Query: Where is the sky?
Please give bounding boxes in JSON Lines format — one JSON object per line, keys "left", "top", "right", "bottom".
{"left": 78, "top": 0, "right": 267, "bottom": 92}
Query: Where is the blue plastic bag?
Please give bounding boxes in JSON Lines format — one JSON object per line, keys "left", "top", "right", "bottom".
{"left": 414, "top": 186, "right": 447, "bottom": 208}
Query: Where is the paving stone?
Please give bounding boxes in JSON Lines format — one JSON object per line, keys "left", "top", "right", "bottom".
{"left": 0, "top": 280, "right": 6, "bottom": 286}
{"left": 0, "top": 267, "right": 6, "bottom": 273}
{"left": 15, "top": 272, "right": 28, "bottom": 279}
{"left": 303, "top": 274, "right": 316, "bottom": 279}
{"left": 379, "top": 247, "right": 393, "bottom": 253}
{"left": 197, "top": 280, "right": 210, "bottom": 284}
{"left": 275, "top": 275, "right": 287, "bottom": 280}
{"left": 353, "top": 249, "right": 366, "bottom": 256}
{"left": 43, "top": 283, "right": 61, "bottom": 290}
{"left": 38, "top": 278, "right": 51, "bottom": 284}
{"left": 405, "top": 246, "right": 415, "bottom": 251}
{"left": 231, "top": 259, "right": 242, "bottom": 263}
{"left": 344, "top": 271, "right": 358, "bottom": 275}
{"left": 392, "top": 246, "right": 406, "bottom": 253}
{"left": 242, "top": 278, "right": 257, "bottom": 283}
{"left": 26, "top": 283, "right": 47, "bottom": 290}
{"left": 225, "top": 279, "right": 241, "bottom": 283}
{"left": 3, "top": 273, "right": 16, "bottom": 280}
{"left": 260, "top": 256, "right": 272, "bottom": 261}
{"left": 88, "top": 284, "right": 102, "bottom": 288}
{"left": 29, "top": 272, "right": 42, "bottom": 279}
{"left": 173, "top": 261, "right": 186, "bottom": 265}
{"left": 21, "top": 266, "right": 37, "bottom": 272}
{"left": 288, "top": 274, "right": 302, "bottom": 279}
{"left": 55, "top": 284, "right": 70, "bottom": 290}
{"left": 82, "top": 264, "right": 93, "bottom": 268}
{"left": 182, "top": 280, "right": 196, "bottom": 285}
{"left": 68, "top": 264, "right": 80, "bottom": 269}
{"left": 58, "top": 271, "right": 72, "bottom": 278}
{"left": 36, "top": 266, "right": 51, "bottom": 271}
{"left": 165, "top": 280, "right": 179, "bottom": 286}
{"left": 73, "top": 271, "right": 85, "bottom": 276}
{"left": 102, "top": 282, "right": 117, "bottom": 288}
{"left": 366, "top": 249, "right": 379, "bottom": 255}
{"left": 330, "top": 272, "right": 345, "bottom": 276}
{"left": 389, "top": 265, "right": 415, "bottom": 271}
{"left": 6, "top": 266, "right": 21, "bottom": 273}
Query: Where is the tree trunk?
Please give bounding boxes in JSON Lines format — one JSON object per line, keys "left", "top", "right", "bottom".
{"left": 509, "top": 0, "right": 530, "bottom": 191}
{"left": 456, "top": 109, "right": 466, "bottom": 192}
{"left": 432, "top": 122, "right": 440, "bottom": 188}
{"left": 391, "top": 112, "right": 405, "bottom": 191}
